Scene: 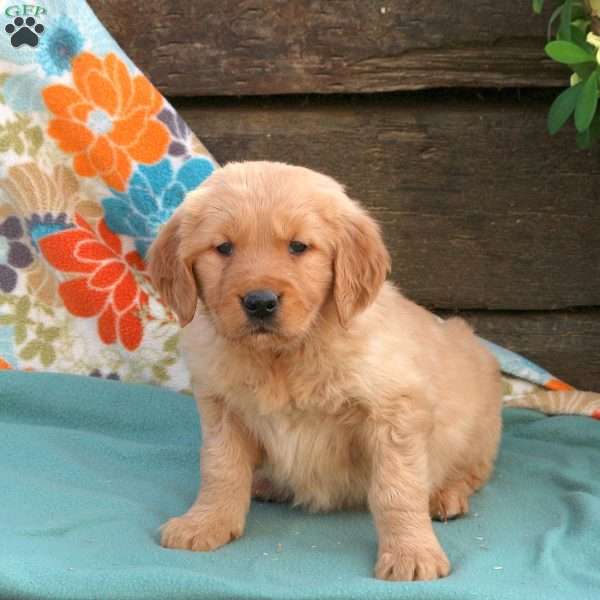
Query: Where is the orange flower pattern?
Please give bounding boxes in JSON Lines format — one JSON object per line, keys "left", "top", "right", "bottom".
{"left": 43, "top": 52, "right": 169, "bottom": 191}
{"left": 39, "top": 214, "right": 148, "bottom": 351}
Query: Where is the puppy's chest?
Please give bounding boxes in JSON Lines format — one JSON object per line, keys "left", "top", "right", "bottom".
{"left": 214, "top": 352, "right": 352, "bottom": 415}
{"left": 202, "top": 352, "right": 372, "bottom": 510}
{"left": 247, "top": 405, "right": 371, "bottom": 511}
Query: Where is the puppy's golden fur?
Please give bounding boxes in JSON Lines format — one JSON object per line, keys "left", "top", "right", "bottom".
{"left": 148, "top": 161, "right": 502, "bottom": 581}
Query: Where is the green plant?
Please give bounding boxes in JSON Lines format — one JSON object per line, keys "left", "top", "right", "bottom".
{"left": 534, "top": 0, "right": 600, "bottom": 148}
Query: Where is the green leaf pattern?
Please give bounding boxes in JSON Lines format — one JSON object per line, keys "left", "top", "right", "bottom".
{"left": 0, "top": 113, "right": 44, "bottom": 158}
{"left": 0, "top": 289, "right": 186, "bottom": 389}
{"left": 0, "top": 60, "right": 193, "bottom": 391}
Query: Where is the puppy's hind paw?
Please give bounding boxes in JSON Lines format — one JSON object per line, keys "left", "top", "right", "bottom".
{"left": 251, "top": 474, "right": 291, "bottom": 503}
{"left": 430, "top": 483, "right": 470, "bottom": 521}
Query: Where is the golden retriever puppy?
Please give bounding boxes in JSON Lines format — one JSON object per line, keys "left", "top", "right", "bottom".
{"left": 148, "top": 161, "right": 502, "bottom": 581}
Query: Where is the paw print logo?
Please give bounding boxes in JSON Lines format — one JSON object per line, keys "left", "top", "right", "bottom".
{"left": 5, "top": 16, "right": 44, "bottom": 48}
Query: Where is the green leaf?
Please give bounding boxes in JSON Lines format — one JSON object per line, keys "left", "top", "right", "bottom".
{"left": 41, "top": 326, "right": 60, "bottom": 342}
{"left": 584, "top": 111, "right": 600, "bottom": 147}
{"left": 572, "top": 19, "right": 591, "bottom": 37}
{"left": 533, "top": 0, "right": 545, "bottom": 14}
{"left": 14, "top": 324, "right": 26, "bottom": 345}
{"left": 558, "top": 0, "right": 573, "bottom": 41}
{"left": 24, "top": 126, "right": 43, "bottom": 155}
{"left": 19, "top": 341, "right": 40, "bottom": 361}
{"left": 548, "top": 4, "right": 564, "bottom": 39}
{"left": 576, "top": 128, "right": 592, "bottom": 148}
{"left": 575, "top": 106, "right": 600, "bottom": 150}
{"left": 39, "top": 344, "right": 56, "bottom": 367}
{"left": 572, "top": 61, "right": 596, "bottom": 79}
{"left": 545, "top": 40, "right": 595, "bottom": 63}
{"left": 572, "top": 7, "right": 589, "bottom": 21}
{"left": 163, "top": 334, "right": 180, "bottom": 354}
{"left": 590, "top": 109, "right": 600, "bottom": 133}
{"left": 0, "top": 314, "right": 14, "bottom": 325}
{"left": 152, "top": 365, "right": 168, "bottom": 381}
{"left": 15, "top": 296, "right": 31, "bottom": 320}
{"left": 548, "top": 82, "right": 583, "bottom": 134}
{"left": 575, "top": 71, "right": 599, "bottom": 132}
{"left": 39, "top": 305, "right": 54, "bottom": 316}
{"left": 12, "top": 135, "right": 24, "bottom": 155}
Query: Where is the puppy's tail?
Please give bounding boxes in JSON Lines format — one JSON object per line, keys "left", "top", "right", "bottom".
{"left": 504, "top": 390, "right": 600, "bottom": 419}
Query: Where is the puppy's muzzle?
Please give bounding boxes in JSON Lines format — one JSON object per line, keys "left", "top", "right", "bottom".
{"left": 241, "top": 289, "right": 279, "bottom": 322}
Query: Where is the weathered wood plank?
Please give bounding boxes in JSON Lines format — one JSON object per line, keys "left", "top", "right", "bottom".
{"left": 444, "top": 309, "right": 600, "bottom": 391}
{"left": 89, "top": 0, "right": 566, "bottom": 96}
{"left": 174, "top": 93, "right": 600, "bottom": 311}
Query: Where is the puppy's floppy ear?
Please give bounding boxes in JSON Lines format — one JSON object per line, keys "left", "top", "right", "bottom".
{"left": 333, "top": 206, "right": 391, "bottom": 327}
{"left": 147, "top": 208, "right": 197, "bottom": 326}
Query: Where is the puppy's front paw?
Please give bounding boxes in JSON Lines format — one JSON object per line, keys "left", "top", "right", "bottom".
{"left": 375, "top": 541, "right": 450, "bottom": 581}
{"left": 160, "top": 511, "right": 244, "bottom": 552}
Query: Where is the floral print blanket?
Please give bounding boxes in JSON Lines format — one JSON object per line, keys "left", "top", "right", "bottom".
{"left": 0, "top": 0, "right": 598, "bottom": 418}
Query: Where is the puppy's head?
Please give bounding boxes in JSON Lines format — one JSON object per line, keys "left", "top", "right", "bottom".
{"left": 148, "top": 161, "right": 390, "bottom": 347}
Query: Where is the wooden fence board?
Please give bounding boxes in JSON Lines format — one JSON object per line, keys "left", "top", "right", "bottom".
{"left": 175, "top": 94, "right": 600, "bottom": 311}
{"left": 90, "top": 0, "right": 566, "bottom": 96}
{"left": 449, "top": 310, "right": 600, "bottom": 390}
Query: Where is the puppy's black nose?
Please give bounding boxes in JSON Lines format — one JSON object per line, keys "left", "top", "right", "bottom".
{"left": 242, "top": 289, "right": 279, "bottom": 320}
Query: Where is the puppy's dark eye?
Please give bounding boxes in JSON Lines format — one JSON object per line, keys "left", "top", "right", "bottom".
{"left": 216, "top": 242, "right": 233, "bottom": 256}
{"left": 289, "top": 241, "right": 308, "bottom": 255}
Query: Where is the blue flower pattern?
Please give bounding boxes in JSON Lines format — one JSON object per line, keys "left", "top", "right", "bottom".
{"left": 103, "top": 157, "right": 215, "bottom": 257}
{"left": 37, "top": 16, "right": 84, "bottom": 76}
{"left": 26, "top": 213, "right": 73, "bottom": 250}
{"left": 3, "top": 69, "right": 46, "bottom": 112}
{"left": 0, "top": 324, "right": 17, "bottom": 368}
{"left": 1, "top": 0, "right": 115, "bottom": 67}
{"left": 1, "top": 0, "right": 130, "bottom": 113}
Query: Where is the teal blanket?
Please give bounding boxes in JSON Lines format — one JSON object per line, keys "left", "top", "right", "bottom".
{"left": 1, "top": 371, "right": 599, "bottom": 600}
{"left": 1, "top": 0, "right": 598, "bottom": 422}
